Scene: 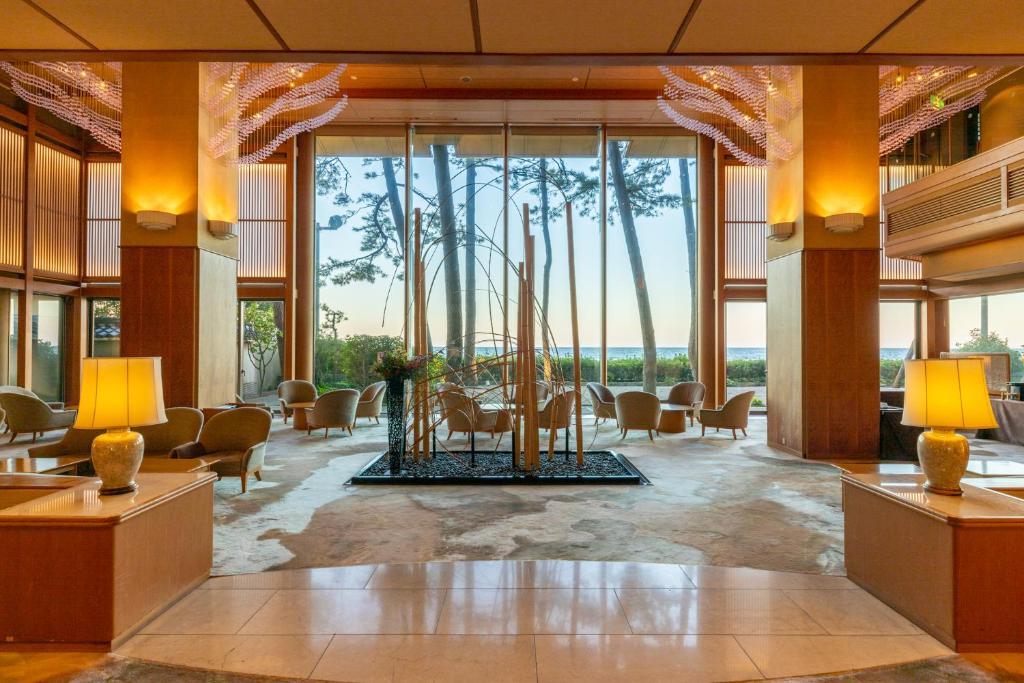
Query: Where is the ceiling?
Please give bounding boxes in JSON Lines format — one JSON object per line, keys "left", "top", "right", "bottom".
{"left": 1, "top": 0, "right": 1023, "bottom": 62}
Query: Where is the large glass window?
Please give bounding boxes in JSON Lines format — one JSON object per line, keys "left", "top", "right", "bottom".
{"left": 949, "top": 293, "right": 1024, "bottom": 382}
{"left": 880, "top": 302, "right": 917, "bottom": 387}
{"left": 725, "top": 301, "right": 766, "bottom": 409}
{"left": 89, "top": 298, "right": 120, "bottom": 357}
{"left": 1, "top": 291, "right": 16, "bottom": 385}
{"left": 31, "top": 294, "right": 64, "bottom": 402}
{"left": 314, "top": 131, "right": 407, "bottom": 392}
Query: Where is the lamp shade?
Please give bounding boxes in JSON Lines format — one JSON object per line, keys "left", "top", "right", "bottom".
{"left": 902, "top": 358, "right": 998, "bottom": 430}
{"left": 74, "top": 357, "right": 167, "bottom": 430}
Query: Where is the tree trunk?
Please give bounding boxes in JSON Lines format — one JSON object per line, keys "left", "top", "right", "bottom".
{"left": 679, "top": 158, "right": 698, "bottom": 382}
{"left": 464, "top": 162, "right": 477, "bottom": 383}
{"left": 432, "top": 145, "right": 463, "bottom": 371}
{"left": 382, "top": 157, "right": 405, "bottom": 254}
{"left": 981, "top": 295, "right": 989, "bottom": 338}
{"left": 609, "top": 141, "right": 658, "bottom": 394}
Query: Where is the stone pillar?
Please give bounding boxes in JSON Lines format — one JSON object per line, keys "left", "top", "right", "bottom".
{"left": 766, "top": 66, "right": 880, "bottom": 459}
{"left": 119, "top": 62, "right": 238, "bottom": 408}
{"left": 294, "top": 132, "right": 315, "bottom": 382}
{"left": 981, "top": 70, "right": 1024, "bottom": 152}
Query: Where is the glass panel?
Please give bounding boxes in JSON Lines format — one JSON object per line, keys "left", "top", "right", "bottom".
{"left": 949, "top": 293, "right": 1024, "bottom": 383}
{"left": 605, "top": 133, "right": 697, "bottom": 397}
{"left": 239, "top": 300, "right": 285, "bottom": 402}
{"left": 880, "top": 302, "right": 916, "bottom": 388}
{"left": 1, "top": 291, "right": 16, "bottom": 385}
{"left": 31, "top": 294, "right": 64, "bottom": 402}
{"left": 725, "top": 301, "right": 766, "bottom": 409}
{"left": 89, "top": 299, "right": 120, "bottom": 357}
{"left": 315, "top": 132, "right": 407, "bottom": 392}
{"left": 507, "top": 126, "right": 602, "bottom": 399}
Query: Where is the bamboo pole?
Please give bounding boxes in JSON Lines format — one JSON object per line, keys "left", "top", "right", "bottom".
{"left": 565, "top": 202, "right": 585, "bottom": 466}
{"left": 418, "top": 247, "right": 430, "bottom": 459}
{"left": 515, "top": 267, "right": 526, "bottom": 468}
{"left": 412, "top": 208, "right": 423, "bottom": 463}
{"left": 524, "top": 225, "right": 540, "bottom": 471}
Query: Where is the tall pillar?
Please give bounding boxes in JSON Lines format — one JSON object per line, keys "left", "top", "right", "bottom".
{"left": 766, "top": 66, "right": 880, "bottom": 459}
{"left": 294, "top": 132, "right": 315, "bottom": 382}
{"left": 696, "top": 135, "right": 718, "bottom": 406}
{"left": 980, "top": 70, "right": 1024, "bottom": 151}
{"left": 119, "top": 62, "right": 238, "bottom": 408}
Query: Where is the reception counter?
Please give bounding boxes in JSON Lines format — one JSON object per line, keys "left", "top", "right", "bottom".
{"left": 843, "top": 472, "right": 1024, "bottom": 652}
{"left": 0, "top": 472, "right": 216, "bottom": 650}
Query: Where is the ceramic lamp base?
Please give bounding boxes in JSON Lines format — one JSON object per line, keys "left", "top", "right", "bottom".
{"left": 91, "top": 428, "right": 144, "bottom": 496}
{"left": 917, "top": 428, "right": 969, "bottom": 496}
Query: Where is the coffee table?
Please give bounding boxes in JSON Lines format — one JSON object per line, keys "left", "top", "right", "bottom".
{"left": 965, "top": 460, "right": 1024, "bottom": 477}
{"left": 287, "top": 401, "right": 316, "bottom": 430}
{"left": 658, "top": 403, "right": 694, "bottom": 434}
{"left": 0, "top": 456, "right": 90, "bottom": 475}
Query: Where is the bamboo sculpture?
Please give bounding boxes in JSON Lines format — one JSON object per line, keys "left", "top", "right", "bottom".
{"left": 566, "top": 202, "right": 585, "bottom": 466}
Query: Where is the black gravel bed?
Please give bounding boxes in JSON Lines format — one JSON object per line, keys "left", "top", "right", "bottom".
{"left": 350, "top": 450, "right": 650, "bottom": 485}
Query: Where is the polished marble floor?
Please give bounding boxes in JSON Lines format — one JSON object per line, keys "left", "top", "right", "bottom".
{"left": 112, "top": 560, "right": 955, "bottom": 682}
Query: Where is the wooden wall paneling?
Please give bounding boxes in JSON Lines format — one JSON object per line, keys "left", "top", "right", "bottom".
{"left": 66, "top": 295, "right": 86, "bottom": 405}
{"left": 119, "top": 246, "right": 198, "bottom": 408}
{"left": 766, "top": 251, "right": 803, "bottom": 455}
{"left": 696, "top": 135, "right": 716, "bottom": 404}
{"left": 32, "top": 141, "right": 81, "bottom": 280}
{"left": 17, "top": 106, "right": 35, "bottom": 389}
{"left": 196, "top": 249, "right": 238, "bottom": 408}
{"left": 0, "top": 125, "right": 26, "bottom": 272}
{"left": 953, "top": 525, "right": 1024, "bottom": 650}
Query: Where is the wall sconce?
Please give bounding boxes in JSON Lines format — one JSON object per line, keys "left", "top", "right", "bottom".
{"left": 136, "top": 210, "right": 176, "bottom": 231}
{"left": 208, "top": 220, "right": 238, "bottom": 240}
{"left": 767, "top": 221, "right": 795, "bottom": 241}
{"left": 824, "top": 212, "right": 864, "bottom": 234}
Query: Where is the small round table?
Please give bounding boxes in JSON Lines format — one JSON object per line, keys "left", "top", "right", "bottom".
{"left": 287, "top": 402, "right": 316, "bottom": 430}
{"left": 658, "top": 403, "right": 694, "bottom": 434}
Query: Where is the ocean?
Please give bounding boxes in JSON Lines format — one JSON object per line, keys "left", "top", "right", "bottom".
{"left": 449, "top": 346, "right": 911, "bottom": 361}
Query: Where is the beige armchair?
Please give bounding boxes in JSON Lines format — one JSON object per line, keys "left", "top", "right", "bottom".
{"left": 614, "top": 391, "right": 661, "bottom": 440}
{"left": 306, "top": 389, "right": 359, "bottom": 438}
{"left": 277, "top": 380, "right": 317, "bottom": 423}
{"left": 355, "top": 381, "right": 386, "bottom": 424}
{"left": 700, "top": 391, "right": 755, "bottom": 439}
{"left": 586, "top": 382, "right": 617, "bottom": 425}
{"left": 171, "top": 407, "right": 272, "bottom": 493}
{"left": 0, "top": 385, "right": 65, "bottom": 410}
{"left": 538, "top": 389, "right": 577, "bottom": 438}
{"left": 0, "top": 393, "right": 76, "bottom": 443}
{"left": 440, "top": 389, "right": 510, "bottom": 443}
{"left": 28, "top": 407, "right": 204, "bottom": 459}
{"left": 665, "top": 381, "right": 706, "bottom": 427}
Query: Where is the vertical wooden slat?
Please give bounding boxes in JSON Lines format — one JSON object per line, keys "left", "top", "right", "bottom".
{"left": 32, "top": 142, "right": 80, "bottom": 280}
{"left": 237, "top": 162, "right": 287, "bottom": 279}
{"left": 0, "top": 126, "right": 26, "bottom": 271}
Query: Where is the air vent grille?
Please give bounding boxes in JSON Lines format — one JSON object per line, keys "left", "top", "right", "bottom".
{"left": 1009, "top": 166, "right": 1024, "bottom": 201}
{"left": 888, "top": 175, "right": 1002, "bottom": 235}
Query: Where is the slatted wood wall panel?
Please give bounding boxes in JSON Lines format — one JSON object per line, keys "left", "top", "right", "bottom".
{"left": 0, "top": 126, "right": 25, "bottom": 271}
{"left": 32, "top": 142, "right": 80, "bottom": 280}
{"left": 86, "top": 162, "right": 121, "bottom": 279}
{"left": 724, "top": 165, "right": 767, "bottom": 280}
{"left": 238, "top": 162, "right": 286, "bottom": 279}
{"left": 880, "top": 165, "right": 926, "bottom": 281}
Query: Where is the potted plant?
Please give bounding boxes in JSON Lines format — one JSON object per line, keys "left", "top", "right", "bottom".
{"left": 373, "top": 351, "right": 433, "bottom": 474}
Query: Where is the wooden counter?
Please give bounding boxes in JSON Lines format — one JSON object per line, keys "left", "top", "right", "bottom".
{"left": 843, "top": 473, "right": 1024, "bottom": 652}
{"left": 0, "top": 473, "right": 216, "bottom": 651}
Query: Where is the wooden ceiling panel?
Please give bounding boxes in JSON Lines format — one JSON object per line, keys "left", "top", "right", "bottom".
{"left": 0, "top": 0, "right": 91, "bottom": 49}
{"left": 33, "top": 0, "right": 280, "bottom": 50}
{"left": 868, "top": 0, "right": 1024, "bottom": 54}
{"left": 419, "top": 65, "right": 588, "bottom": 89}
{"left": 254, "top": 0, "right": 475, "bottom": 52}
{"left": 334, "top": 98, "right": 672, "bottom": 125}
{"left": 675, "top": 0, "right": 916, "bottom": 54}
{"left": 477, "top": 0, "right": 692, "bottom": 54}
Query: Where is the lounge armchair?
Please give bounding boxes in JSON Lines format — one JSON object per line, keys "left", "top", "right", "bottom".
{"left": 306, "top": 389, "right": 359, "bottom": 438}
{"left": 170, "top": 407, "right": 272, "bottom": 493}
{"left": 355, "top": 381, "right": 386, "bottom": 424}
{"left": 614, "top": 391, "right": 661, "bottom": 440}
{"left": 28, "top": 407, "right": 204, "bottom": 459}
{"left": 277, "top": 380, "right": 317, "bottom": 423}
{"left": 665, "top": 381, "right": 706, "bottom": 427}
{"left": 700, "top": 391, "right": 755, "bottom": 439}
{"left": 0, "top": 385, "right": 65, "bottom": 410}
{"left": 440, "top": 388, "right": 511, "bottom": 443}
{"left": 585, "top": 382, "right": 616, "bottom": 426}
{"left": 0, "top": 393, "right": 76, "bottom": 443}
{"left": 537, "top": 389, "right": 577, "bottom": 438}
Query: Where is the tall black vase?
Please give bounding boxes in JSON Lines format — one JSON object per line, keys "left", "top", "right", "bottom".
{"left": 385, "top": 378, "right": 406, "bottom": 475}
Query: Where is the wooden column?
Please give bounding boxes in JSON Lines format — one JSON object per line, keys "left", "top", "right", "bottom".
{"left": 119, "top": 63, "right": 238, "bottom": 408}
{"left": 281, "top": 138, "right": 297, "bottom": 380}
{"left": 17, "top": 106, "right": 35, "bottom": 389}
{"left": 696, "top": 134, "right": 718, "bottom": 407}
{"left": 922, "top": 298, "right": 950, "bottom": 358}
{"left": 766, "top": 66, "right": 880, "bottom": 459}
{"left": 294, "top": 132, "right": 315, "bottom": 382}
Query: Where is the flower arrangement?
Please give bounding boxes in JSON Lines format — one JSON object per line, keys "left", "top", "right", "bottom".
{"left": 373, "top": 350, "right": 433, "bottom": 381}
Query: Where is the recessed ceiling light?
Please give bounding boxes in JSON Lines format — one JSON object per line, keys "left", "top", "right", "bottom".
{"left": 571, "top": 76, "right": 579, "bottom": 82}
{"left": 460, "top": 75, "right": 472, "bottom": 84}
{"left": 350, "top": 75, "right": 358, "bottom": 80}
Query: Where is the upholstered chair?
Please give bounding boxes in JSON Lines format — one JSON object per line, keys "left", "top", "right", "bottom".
{"left": 28, "top": 407, "right": 204, "bottom": 459}
{"left": 277, "top": 380, "right": 317, "bottom": 423}
{"left": 306, "top": 389, "right": 360, "bottom": 438}
{"left": 0, "top": 393, "right": 76, "bottom": 443}
{"left": 440, "top": 388, "right": 508, "bottom": 441}
{"left": 614, "top": 391, "right": 662, "bottom": 440}
{"left": 665, "top": 381, "right": 707, "bottom": 426}
{"left": 537, "top": 389, "right": 577, "bottom": 438}
{"left": 170, "top": 407, "right": 272, "bottom": 493}
{"left": 0, "top": 385, "right": 65, "bottom": 410}
{"left": 585, "top": 382, "right": 617, "bottom": 425}
{"left": 27, "top": 425, "right": 103, "bottom": 458}
{"left": 699, "top": 391, "right": 756, "bottom": 439}
{"left": 511, "top": 381, "right": 550, "bottom": 407}
{"left": 355, "top": 381, "right": 386, "bottom": 424}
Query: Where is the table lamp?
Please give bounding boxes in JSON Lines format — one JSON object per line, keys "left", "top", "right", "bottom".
{"left": 902, "top": 358, "right": 998, "bottom": 495}
{"left": 75, "top": 357, "right": 167, "bottom": 495}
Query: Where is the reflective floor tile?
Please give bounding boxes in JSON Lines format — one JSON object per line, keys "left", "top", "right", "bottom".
{"left": 238, "top": 589, "right": 446, "bottom": 634}
{"left": 435, "top": 589, "right": 632, "bottom": 634}
{"left": 735, "top": 634, "right": 951, "bottom": 678}
{"left": 117, "top": 634, "right": 331, "bottom": 678}
{"left": 783, "top": 589, "right": 922, "bottom": 635}
{"left": 681, "top": 565, "right": 855, "bottom": 590}
{"left": 141, "top": 589, "right": 276, "bottom": 635}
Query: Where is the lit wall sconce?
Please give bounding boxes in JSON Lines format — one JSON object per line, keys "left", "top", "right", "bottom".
{"left": 824, "top": 212, "right": 864, "bottom": 234}
{"left": 767, "top": 221, "right": 795, "bottom": 241}
{"left": 208, "top": 220, "right": 238, "bottom": 240}
{"left": 136, "top": 210, "right": 177, "bottom": 231}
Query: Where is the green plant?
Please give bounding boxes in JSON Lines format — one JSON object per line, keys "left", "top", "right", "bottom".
{"left": 373, "top": 350, "right": 433, "bottom": 381}
{"left": 956, "top": 328, "right": 1024, "bottom": 381}
{"left": 243, "top": 301, "right": 282, "bottom": 393}
{"left": 751, "top": 397, "right": 765, "bottom": 407}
